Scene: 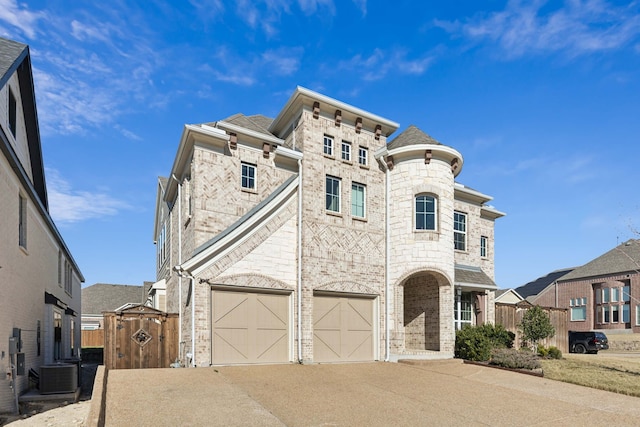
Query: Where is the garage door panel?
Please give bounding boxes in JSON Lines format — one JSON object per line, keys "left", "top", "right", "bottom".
{"left": 213, "top": 330, "right": 249, "bottom": 363}
{"left": 256, "top": 294, "right": 288, "bottom": 328}
{"left": 212, "top": 289, "right": 290, "bottom": 365}
{"left": 313, "top": 295, "right": 374, "bottom": 363}
{"left": 213, "top": 292, "right": 249, "bottom": 326}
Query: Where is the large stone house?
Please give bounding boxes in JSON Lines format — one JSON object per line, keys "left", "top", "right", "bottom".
{"left": 0, "top": 37, "right": 83, "bottom": 412}
{"left": 153, "top": 86, "right": 504, "bottom": 366}
{"left": 527, "top": 240, "right": 640, "bottom": 333}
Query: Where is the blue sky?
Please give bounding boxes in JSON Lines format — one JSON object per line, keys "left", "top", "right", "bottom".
{"left": 2, "top": 0, "right": 640, "bottom": 289}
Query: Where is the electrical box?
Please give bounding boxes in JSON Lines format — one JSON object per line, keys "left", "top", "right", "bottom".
{"left": 16, "top": 353, "right": 25, "bottom": 376}
{"left": 8, "top": 337, "right": 18, "bottom": 355}
{"left": 12, "top": 328, "right": 22, "bottom": 352}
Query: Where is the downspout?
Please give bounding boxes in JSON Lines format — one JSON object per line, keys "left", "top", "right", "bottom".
{"left": 374, "top": 147, "right": 391, "bottom": 362}
{"left": 384, "top": 159, "right": 390, "bottom": 362}
{"left": 294, "top": 126, "right": 303, "bottom": 364}
{"left": 171, "top": 174, "right": 183, "bottom": 362}
{"left": 174, "top": 266, "right": 196, "bottom": 367}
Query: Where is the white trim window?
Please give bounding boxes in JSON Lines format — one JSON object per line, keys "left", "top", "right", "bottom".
{"left": 454, "top": 211, "right": 466, "bottom": 251}
{"left": 358, "top": 147, "right": 368, "bottom": 166}
{"left": 480, "top": 236, "right": 488, "bottom": 258}
{"left": 351, "top": 182, "right": 366, "bottom": 218}
{"left": 323, "top": 136, "right": 334, "bottom": 156}
{"left": 241, "top": 162, "right": 256, "bottom": 190}
{"left": 415, "top": 195, "right": 437, "bottom": 230}
{"left": 341, "top": 141, "right": 351, "bottom": 161}
{"left": 570, "top": 297, "right": 587, "bottom": 321}
{"left": 636, "top": 305, "right": 640, "bottom": 326}
{"left": 326, "top": 175, "right": 341, "bottom": 213}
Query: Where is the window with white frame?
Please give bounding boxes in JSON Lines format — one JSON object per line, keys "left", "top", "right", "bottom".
{"left": 358, "top": 147, "right": 368, "bottom": 166}
{"left": 326, "top": 176, "right": 341, "bottom": 213}
{"left": 596, "top": 283, "right": 630, "bottom": 325}
{"left": 480, "top": 236, "right": 488, "bottom": 257}
{"left": 351, "top": 182, "right": 365, "bottom": 218}
{"left": 9, "top": 88, "right": 17, "bottom": 138}
{"left": 58, "top": 250, "right": 62, "bottom": 286}
{"left": 636, "top": 305, "right": 640, "bottom": 326}
{"left": 241, "top": 162, "right": 256, "bottom": 190}
{"left": 341, "top": 141, "right": 351, "bottom": 161}
{"left": 570, "top": 297, "right": 587, "bottom": 321}
{"left": 454, "top": 291, "right": 473, "bottom": 330}
{"left": 454, "top": 211, "right": 466, "bottom": 251}
{"left": 18, "top": 193, "right": 27, "bottom": 249}
{"left": 323, "top": 136, "right": 334, "bottom": 156}
{"left": 65, "top": 260, "right": 72, "bottom": 295}
{"left": 415, "top": 195, "right": 437, "bottom": 230}
{"left": 623, "top": 304, "right": 630, "bottom": 323}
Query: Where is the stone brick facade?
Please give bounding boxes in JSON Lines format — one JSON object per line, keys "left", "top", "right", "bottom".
{"left": 154, "top": 87, "right": 504, "bottom": 366}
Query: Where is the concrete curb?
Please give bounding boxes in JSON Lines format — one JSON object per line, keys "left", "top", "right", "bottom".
{"left": 85, "top": 365, "right": 107, "bottom": 427}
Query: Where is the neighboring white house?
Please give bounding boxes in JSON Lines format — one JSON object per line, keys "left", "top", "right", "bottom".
{"left": 0, "top": 37, "right": 83, "bottom": 412}
{"left": 153, "top": 86, "right": 505, "bottom": 367}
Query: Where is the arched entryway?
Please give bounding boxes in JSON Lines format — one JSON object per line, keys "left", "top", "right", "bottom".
{"left": 396, "top": 270, "right": 453, "bottom": 354}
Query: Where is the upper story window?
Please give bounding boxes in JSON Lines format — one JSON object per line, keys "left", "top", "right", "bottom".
{"left": 18, "top": 193, "right": 27, "bottom": 249}
{"left": 454, "top": 211, "right": 467, "bottom": 251}
{"left": 415, "top": 195, "right": 437, "bottom": 230}
{"left": 341, "top": 141, "right": 351, "bottom": 161}
{"left": 58, "top": 251, "right": 62, "bottom": 286}
{"left": 157, "top": 222, "right": 168, "bottom": 268}
{"left": 358, "top": 147, "right": 368, "bottom": 166}
{"left": 570, "top": 297, "right": 587, "bottom": 321}
{"left": 351, "top": 182, "right": 366, "bottom": 218}
{"left": 480, "top": 236, "right": 488, "bottom": 258}
{"left": 326, "top": 175, "right": 341, "bottom": 213}
{"left": 9, "top": 88, "right": 17, "bottom": 138}
{"left": 65, "top": 261, "right": 73, "bottom": 295}
{"left": 241, "top": 162, "right": 256, "bottom": 190}
{"left": 323, "top": 136, "right": 334, "bottom": 156}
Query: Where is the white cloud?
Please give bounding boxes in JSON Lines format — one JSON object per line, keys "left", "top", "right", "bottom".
{"left": 0, "top": 0, "right": 43, "bottom": 38}
{"left": 262, "top": 47, "right": 304, "bottom": 75}
{"left": 338, "top": 48, "right": 433, "bottom": 81}
{"left": 46, "top": 169, "right": 130, "bottom": 224}
{"left": 440, "top": 0, "right": 640, "bottom": 58}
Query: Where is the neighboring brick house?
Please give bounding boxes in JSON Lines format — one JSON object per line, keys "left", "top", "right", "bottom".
{"left": 531, "top": 240, "right": 640, "bottom": 333}
{"left": 153, "top": 86, "right": 505, "bottom": 366}
{"left": 0, "top": 37, "right": 83, "bottom": 412}
{"left": 81, "top": 283, "right": 148, "bottom": 330}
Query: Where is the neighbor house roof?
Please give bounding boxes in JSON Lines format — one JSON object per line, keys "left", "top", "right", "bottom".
{"left": 387, "top": 125, "right": 442, "bottom": 150}
{"left": 515, "top": 267, "right": 575, "bottom": 299}
{"left": 559, "top": 239, "right": 640, "bottom": 282}
{"left": 82, "top": 283, "right": 146, "bottom": 315}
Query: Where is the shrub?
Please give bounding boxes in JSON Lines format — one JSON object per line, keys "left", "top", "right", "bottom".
{"left": 547, "top": 346, "right": 562, "bottom": 359}
{"left": 454, "top": 324, "right": 515, "bottom": 361}
{"left": 537, "top": 344, "right": 549, "bottom": 358}
{"left": 490, "top": 348, "right": 541, "bottom": 370}
{"left": 455, "top": 325, "right": 492, "bottom": 361}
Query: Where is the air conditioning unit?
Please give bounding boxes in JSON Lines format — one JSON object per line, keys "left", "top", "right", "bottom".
{"left": 39, "top": 364, "right": 77, "bottom": 394}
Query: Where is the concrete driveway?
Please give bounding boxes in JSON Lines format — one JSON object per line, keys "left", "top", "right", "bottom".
{"left": 102, "top": 360, "right": 640, "bottom": 426}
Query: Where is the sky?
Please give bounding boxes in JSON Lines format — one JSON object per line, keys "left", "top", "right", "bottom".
{"left": 1, "top": 0, "right": 640, "bottom": 289}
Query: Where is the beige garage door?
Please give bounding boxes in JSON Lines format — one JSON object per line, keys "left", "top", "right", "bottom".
{"left": 211, "top": 289, "right": 290, "bottom": 364}
{"left": 313, "top": 294, "right": 375, "bottom": 363}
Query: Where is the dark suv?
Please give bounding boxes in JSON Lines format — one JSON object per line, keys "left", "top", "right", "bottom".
{"left": 568, "top": 331, "right": 609, "bottom": 354}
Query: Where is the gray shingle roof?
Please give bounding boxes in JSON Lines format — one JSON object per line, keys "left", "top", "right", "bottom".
{"left": 0, "top": 37, "right": 27, "bottom": 87}
{"left": 387, "top": 125, "right": 442, "bottom": 150}
{"left": 559, "top": 239, "right": 640, "bottom": 281}
{"left": 82, "top": 283, "right": 146, "bottom": 315}
{"left": 515, "top": 267, "right": 574, "bottom": 298}
{"left": 454, "top": 265, "right": 496, "bottom": 288}
{"left": 218, "top": 113, "right": 275, "bottom": 136}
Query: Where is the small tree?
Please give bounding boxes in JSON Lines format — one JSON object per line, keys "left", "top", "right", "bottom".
{"left": 518, "top": 305, "right": 555, "bottom": 349}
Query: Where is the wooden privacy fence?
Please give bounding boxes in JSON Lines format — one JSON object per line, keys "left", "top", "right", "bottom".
{"left": 81, "top": 329, "right": 104, "bottom": 347}
{"left": 495, "top": 302, "right": 569, "bottom": 353}
{"left": 103, "top": 305, "right": 178, "bottom": 370}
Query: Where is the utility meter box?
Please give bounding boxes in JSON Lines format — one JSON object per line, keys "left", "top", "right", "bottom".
{"left": 8, "top": 337, "right": 18, "bottom": 355}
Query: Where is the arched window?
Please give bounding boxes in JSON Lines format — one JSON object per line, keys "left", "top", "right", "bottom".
{"left": 415, "top": 195, "right": 437, "bottom": 230}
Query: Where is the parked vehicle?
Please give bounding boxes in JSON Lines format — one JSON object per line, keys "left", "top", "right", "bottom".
{"left": 568, "top": 331, "right": 609, "bottom": 354}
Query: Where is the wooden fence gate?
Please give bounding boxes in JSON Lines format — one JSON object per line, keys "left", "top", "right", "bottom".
{"left": 103, "top": 305, "right": 178, "bottom": 370}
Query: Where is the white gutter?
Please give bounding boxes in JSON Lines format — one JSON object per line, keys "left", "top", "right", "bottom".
{"left": 191, "top": 274, "right": 195, "bottom": 366}
{"left": 374, "top": 147, "right": 391, "bottom": 362}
